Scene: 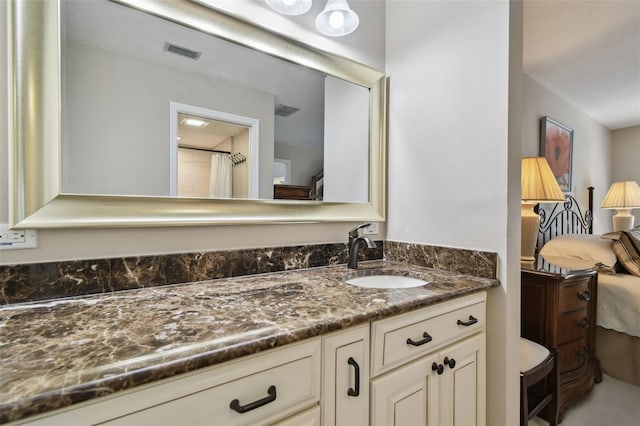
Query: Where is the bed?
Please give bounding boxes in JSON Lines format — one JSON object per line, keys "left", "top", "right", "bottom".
{"left": 535, "top": 188, "right": 640, "bottom": 386}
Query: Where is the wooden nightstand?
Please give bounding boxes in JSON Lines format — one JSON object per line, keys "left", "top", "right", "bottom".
{"left": 521, "top": 261, "right": 602, "bottom": 422}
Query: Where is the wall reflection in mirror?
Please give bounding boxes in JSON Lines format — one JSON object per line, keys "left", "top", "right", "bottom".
{"left": 60, "top": 0, "right": 370, "bottom": 203}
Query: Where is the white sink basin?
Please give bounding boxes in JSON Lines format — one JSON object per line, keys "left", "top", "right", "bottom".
{"left": 345, "top": 275, "right": 429, "bottom": 289}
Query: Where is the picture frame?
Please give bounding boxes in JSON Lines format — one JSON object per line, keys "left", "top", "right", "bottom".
{"left": 540, "top": 116, "right": 573, "bottom": 192}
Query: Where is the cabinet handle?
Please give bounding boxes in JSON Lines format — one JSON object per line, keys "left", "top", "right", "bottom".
{"left": 407, "top": 332, "right": 433, "bottom": 346}
{"left": 230, "top": 385, "right": 277, "bottom": 414}
{"left": 347, "top": 357, "right": 360, "bottom": 397}
{"left": 577, "top": 289, "right": 591, "bottom": 302}
{"left": 431, "top": 362, "right": 444, "bottom": 375}
{"left": 576, "top": 318, "right": 589, "bottom": 329}
{"left": 444, "top": 357, "right": 456, "bottom": 369}
{"left": 457, "top": 315, "right": 478, "bottom": 327}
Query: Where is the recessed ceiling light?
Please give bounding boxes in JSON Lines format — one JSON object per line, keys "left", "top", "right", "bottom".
{"left": 181, "top": 118, "right": 208, "bottom": 127}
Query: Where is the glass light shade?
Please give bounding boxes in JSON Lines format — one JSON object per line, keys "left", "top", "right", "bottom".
{"left": 315, "top": 0, "right": 359, "bottom": 37}
{"left": 265, "top": 0, "right": 312, "bottom": 16}
{"left": 521, "top": 157, "right": 565, "bottom": 202}
{"left": 600, "top": 181, "right": 640, "bottom": 209}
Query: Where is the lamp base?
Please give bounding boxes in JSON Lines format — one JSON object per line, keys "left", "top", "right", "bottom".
{"left": 521, "top": 202, "right": 540, "bottom": 263}
{"left": 613, "top": 209, "right": 635, "bottom": 232}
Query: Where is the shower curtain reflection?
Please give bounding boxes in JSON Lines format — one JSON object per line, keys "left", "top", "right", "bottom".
{"left": 209, "top": 153, "right": 232, "bottom": 198}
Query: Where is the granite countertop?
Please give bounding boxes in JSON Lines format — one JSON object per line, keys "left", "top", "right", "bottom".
{"left": 0, "top": 260, "right": 499, "bottom": 423}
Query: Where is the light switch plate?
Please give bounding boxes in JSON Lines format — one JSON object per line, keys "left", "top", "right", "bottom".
{"left": 363, "top": 222, "right": 379, "bottom": 235}
{"left": 0, "top": 224, "right": 38, "bottom": 250}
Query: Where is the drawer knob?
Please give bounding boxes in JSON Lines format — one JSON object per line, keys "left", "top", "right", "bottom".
{"left": 457, "top": 315, "right": 478, "bottom": 327}
{"left": 444, "top": 357, "right": 456, "bottom": 369}
{"left": 230, "top": 385, "right": 277, "bottom": 414}
{"left": 576, "top": 347, "right": 589, "bottom": 359}
{"left": 407, "top": 332, "right": 433, "bottom": 347}
{"left": 577, "top": 318, "right": 590, "bottom": 329}
{"left": 347, "top": 357, "right": 361, "bottom": 397}
{"left": 431, "top": 362, "right": 444, "bottom": 375}
{"left": 577, "top": 289, "right": 591, "bottom": 302}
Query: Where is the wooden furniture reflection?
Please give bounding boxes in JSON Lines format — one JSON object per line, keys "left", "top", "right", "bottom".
{"left": 274, "top": 184, "right": 311, "bottom": 200}
{"left": 521, "top": 266, "right": 601, "bottom": 422}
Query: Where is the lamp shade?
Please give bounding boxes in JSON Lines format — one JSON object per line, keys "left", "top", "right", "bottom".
{"left": 315, "top": 0, "right": 359, "bottom": 37}
{"left": 265, "top": 0, "right": 312, "bottom": 16}
{"left": 600, "top": 181, "right": 640, "bottom": 209}
{"left": 521, "top": 157, "right": 565, "bottom": 202}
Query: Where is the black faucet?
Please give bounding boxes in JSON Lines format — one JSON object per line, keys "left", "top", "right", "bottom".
{"left": 348, "top": 223, "right": 377, "bottom": 269}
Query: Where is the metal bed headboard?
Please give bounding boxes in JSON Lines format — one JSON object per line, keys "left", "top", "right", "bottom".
{"left": 536, "top": 186, "right": 594, "bottom": 251}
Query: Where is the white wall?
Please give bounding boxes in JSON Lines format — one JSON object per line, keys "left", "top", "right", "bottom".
{"left": 385, "top": 1, "right": 517, "bottom": 425}
{"left": 63, "top": 41, "right": 275, "bottom": 198}
{"left": 323, "top": 76, "right": 369, "bottom": 203}
{"left": 522, "top": 74, "right": 612, "bottom": 233}
{"left": 611, "top": 125, "right": 640, "bottom": 225}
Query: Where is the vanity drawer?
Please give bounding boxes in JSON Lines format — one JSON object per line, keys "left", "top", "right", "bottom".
{"left": 101, "top": 341, "right": 321, "bottom": 425}
{"left": 371, "top": 293, "right": 486, "bottom": 377}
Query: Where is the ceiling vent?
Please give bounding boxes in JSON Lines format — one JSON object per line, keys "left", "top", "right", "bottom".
{"left": 275, "top": 104, "right": 300, "bottom": 117}
{"left": 164, "top": 42, "right": 201, "bottom": 60}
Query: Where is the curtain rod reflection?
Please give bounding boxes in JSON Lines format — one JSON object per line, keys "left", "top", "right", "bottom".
{"left": 179, "top": 145, "right": 247, "bottom": 166}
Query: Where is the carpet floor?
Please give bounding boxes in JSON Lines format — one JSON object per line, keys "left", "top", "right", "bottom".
{"left": 530, "top": 374, "right": 640, "bottom": 426}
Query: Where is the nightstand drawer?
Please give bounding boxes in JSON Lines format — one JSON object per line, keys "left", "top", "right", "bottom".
{"left": 558, "top": 337, "right": 589, "bottom": 374}
{"left": 558, "top": 280, "right": 591, "bottom": 312}
{"left": 557, "top": 310, "right": 590, "bottom": 344}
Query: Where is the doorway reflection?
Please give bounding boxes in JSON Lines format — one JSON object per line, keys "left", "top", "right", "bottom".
{"left": 176, "top": 113, "right": 249, "bottom": 198}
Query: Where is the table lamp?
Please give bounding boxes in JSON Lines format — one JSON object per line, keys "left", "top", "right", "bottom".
{"left": 521, "top": 157, "right": 565, "bottom": 263}
{"left": 600, "top": 181, "right": 640, "bottom": 231}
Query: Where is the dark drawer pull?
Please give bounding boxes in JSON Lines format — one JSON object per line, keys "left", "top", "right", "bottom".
{"left": 407, "top": 332, "right": 433, "bottom": 346}
{"left": 230, "top": 385, "right": 277, "bottom": 413}
{"left": 444, "top": 356, "right": 456, "bottom": 369}
{"left": 577, "top": 318, "right": 589, "bottom": 329}
{"left": 431, "top": 362, "right": 444, "bottom": 375}
{"left": 576, "top": 347, "right": 589, "bottom": 359}
{"left": 577, "top": 289, "right": 591, "bottom": 302}
{"left": 457, "top": 315, "right": 478, "bottom": 327}
{"left": 347, "top": 357, "right": 360, "bottom": 397}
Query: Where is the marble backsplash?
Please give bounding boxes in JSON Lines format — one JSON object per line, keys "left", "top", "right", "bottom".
{"left": 0, "top": 240, "right": 497, "bottom": 305}
{"left": 385, "top": 241, "right": 498, "bottom": 279}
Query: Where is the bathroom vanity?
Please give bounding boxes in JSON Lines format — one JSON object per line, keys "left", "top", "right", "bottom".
{"left": 0, "top": 262, "right": 496, "bottom": 425}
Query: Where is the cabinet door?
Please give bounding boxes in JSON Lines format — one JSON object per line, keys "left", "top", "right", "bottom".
{"left": 438, "top": 334, "right": 485, "bottom": 426}
{"left": 370, "top": 354, "right": 439, "bottom": 426}
{"left": 322, "top": 324, "right": 369, "bottom": 426}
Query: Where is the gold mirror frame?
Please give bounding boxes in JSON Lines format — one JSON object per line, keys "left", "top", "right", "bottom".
{"left": 7, "top": 0, "right": 386, "bottom": 229}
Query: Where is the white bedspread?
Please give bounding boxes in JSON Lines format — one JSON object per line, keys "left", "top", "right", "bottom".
{"left": 597, "top": 272, "right": 640, "bottom": 338}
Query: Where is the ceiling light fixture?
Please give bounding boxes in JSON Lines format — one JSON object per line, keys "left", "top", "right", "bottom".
{"left": 315, "top": 0, "right": 359, "bottom": 37}
{"left": 265, "top": 0, "right": 312, "bottom": 16}
{"left": 181, "top": 118, "right": 208, "bottom": 127}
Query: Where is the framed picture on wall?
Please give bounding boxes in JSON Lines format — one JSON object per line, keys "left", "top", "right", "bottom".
{"left": 540, "top": 116, "right": 573, "bottom": 192}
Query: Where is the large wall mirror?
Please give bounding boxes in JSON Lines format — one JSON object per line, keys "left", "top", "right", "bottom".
{"left": 7, "top": 0, "right": 386, "bottom": 228}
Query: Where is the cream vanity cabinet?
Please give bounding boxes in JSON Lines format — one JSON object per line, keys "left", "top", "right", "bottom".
{"left": 370, "top": 293, "right": 486, "bottom": 426}
{"left": 13, "top": 292, "right": 485, "bottom": 426}
{"left": 15, "top": 339, "right": 322, "bottom": 426}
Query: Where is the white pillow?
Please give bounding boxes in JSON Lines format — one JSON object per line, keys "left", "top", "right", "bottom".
{"left": 539, "top": 234, "right": 617, "bottom": 270}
